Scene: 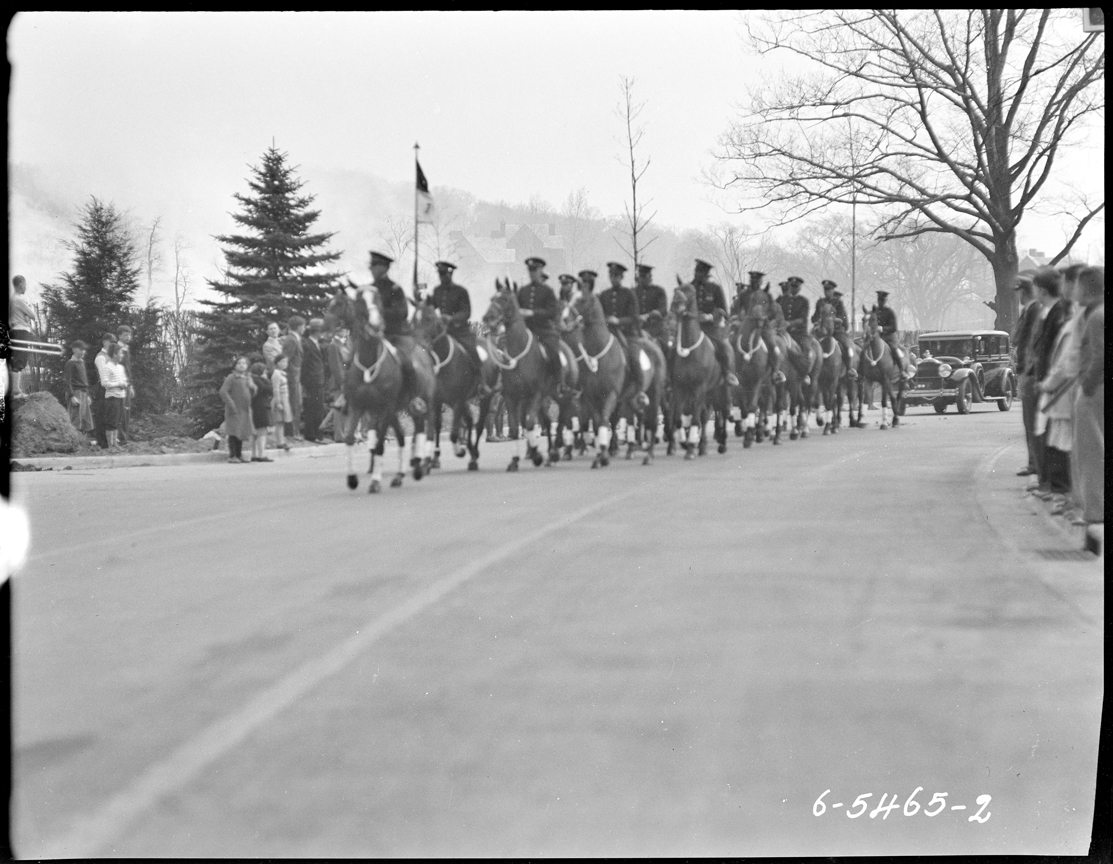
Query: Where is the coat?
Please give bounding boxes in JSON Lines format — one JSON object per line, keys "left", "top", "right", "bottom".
{"left": 220, "top": 371, "right": 257, "bottom": 439}
{"left": 301, "top": 336, "right": 326, "bottom": 393}
{"left": 1038, "top": 306, "right": 1083, "bottom": 424}
{"left": 250, "top": 373, "right": 273, "bottom": 430}
{"left": 271, "top": 368, "right": 292, "bottom": 423}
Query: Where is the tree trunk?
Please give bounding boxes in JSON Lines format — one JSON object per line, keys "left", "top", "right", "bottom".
{"left": 990, "top": 233, "right": 1019, "bottom": 334}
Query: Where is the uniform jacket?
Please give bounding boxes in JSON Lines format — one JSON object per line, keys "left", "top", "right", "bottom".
{"left": 301, "top": 336, "right": 326, "bottom": 392}
{"left": 695, "top": 279, "right": 728, "bottom": 330}
{"left": 376, "top": 277, "right": 413, "bottom": 336}
{"left": 778, "top": 294, "right": 810, "bottom": 332}
{"left": 432, "top": 282, "right": 472, "bottom": 333}
{"left": 874, "top": 304, "right": 898, "bottom": 337}
{"left": 598, "top": 286, "right": 641, "bottom": 338}
{"left": 516, "top": 280, "right": 560, "bottom": 333}
{"left": 813, "top": 296, "right": 849, "bottom": 330}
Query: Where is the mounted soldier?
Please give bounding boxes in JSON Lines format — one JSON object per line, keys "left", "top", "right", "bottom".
{"left": 598, "top": 261, "right": 647, "bottom": 405}
{"left": 557, "top": 273, "right": 579, "bottom": 304}
{"left": 430, "top": 261, "right": 482, "bottom": 371}
{"left": 370, "top": 250, "right": 423, "bottom": 408}
{"left": 515, "top": 256, "right": 564, "bottom": 386}
{"left": 871, "top": 290, "right": 915, "bottom": 378}
{"left": 812, "top": 279, "right": 856, "bottom": 376}
{"left": 578, "top": 268, "right": 598, "bottom": 294}
{"left": 633, "top": 263, "right": 668, "bottom": 343}
{"left": 692, "top": 258, "right": 739, "bottom": 389}
{"left": 777, "top": 275, "right": 815, "bottom": 379}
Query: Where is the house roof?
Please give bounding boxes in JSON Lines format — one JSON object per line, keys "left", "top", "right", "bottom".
{"left": 463, "top": 236, "right": 517, "bottom": 264}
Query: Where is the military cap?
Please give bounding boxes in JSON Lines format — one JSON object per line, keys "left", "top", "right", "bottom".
{"left": 748, "top": 271, "right": 765, "bottom": 282}
{"left": 833, "top": 290, "right": 844, "bottom": 298}
{"left": 524, "top": 256, "right": 547, "bottom": 269}
{"left": 821, "top": 279, "right": 837, "bottom": 290}
{"left": 558, "top": 273, "right": 578, "bottom": 283}
{"left": 369, "top": 250, "right": 394, "bottom": 266}
{"left": 636, "top": 263, "right": 654, "bottom": 274}
{"left": 434, "top": 260, "right": 457, "bottom": 271}
{"left": 694, "top": 258, "right": 713, "bottom": 272}
{"left": 787, "top": 275, "right": 804, "bottom": 285}
{"left": 876, "top": 290, "right": 890, "bottom": 299}
{"left": 778, "top": 281, "right": 788, "bottom": 290}
{"left": 578, "top": 269, "right": 598, "bottom": 280}
{"left": 607, "top": 261, "right": 627, "bottom": 273}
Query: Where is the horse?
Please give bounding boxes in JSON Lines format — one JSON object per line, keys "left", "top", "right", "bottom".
{"left": 621, "top": 334, "right": 667, "bottom": 465}
{"left": 411, "top": 300, "right": 498, "bottom": 471}
{"left": 813, "top": 308, "right": 845, "bottom": 435}
{"left": 729, "top": 288, "right": 774, "bottom": 448}
{"left": 323, "top": 285, "right": 411, "bottom": 493}
{"left": 668, "top": 279, "right": 729, "bottom": 458}
{"left": 569, "top": 290, "right": 628, "bottom": 469}
{"left": 853, "top": 307, "right": 905, "bottom": 429}
{"left": 482, "top": 280, "right": 577, "bottom": 470}
{"left": 789, "top": 329, "right": 823, "bottom": 441}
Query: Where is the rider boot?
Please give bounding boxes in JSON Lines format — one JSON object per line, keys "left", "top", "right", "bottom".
{"left": 712, "top": 334, "right": 740, "bottom": 391}
{"left": 761, "top": 323, "right": 785, "bottom": 384}
{"left": 540, "top": 331, "right": 566, "bottom": 392}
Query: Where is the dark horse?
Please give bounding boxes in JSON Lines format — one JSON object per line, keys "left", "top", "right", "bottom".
{"left": 570, "top": 289, "right": 627, "bottom": 469}
{"left": 412, "top": 299, "right": 498, "bottom": 471}
{"left": 324, "top": 285, "right": 412, "bottom": 493}
{"left": 853, "top": 308, "right": 905, "bottom": 429}
{"left": 669, "top": 279, "right": 729, "bottom": 458}
{"left": 482, "top": 280, "right": 577, "bottom": 470}
{"left": 813, "top": 307, "right": 846, "bottom": 435}
{"left": 729, "top": 288, "right": 774, "bottom": 448}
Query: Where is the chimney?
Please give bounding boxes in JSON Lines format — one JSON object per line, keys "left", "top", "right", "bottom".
{"left": 549, "top": 222, "right": 556, "bottom": 236}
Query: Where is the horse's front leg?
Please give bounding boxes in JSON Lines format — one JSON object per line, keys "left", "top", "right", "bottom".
{"left": 345, "top": 408, "right": 361, "bottom": 490}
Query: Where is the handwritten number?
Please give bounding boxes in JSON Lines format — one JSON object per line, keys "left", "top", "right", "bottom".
{"left": 924, "top": 792, "right": 948, "bottom": 817}
{"left": 847, "top": 793, "right": 873, "bottom": 818}
{"left": 969, "top": 794, "right": 992, "bottom": 823}
{"left": 870, "top": 793, "right": 900, "bottom": 819}
{"left": 813, "top": 789, "right": 830, "bottom": 817}
{"left": 903, "top": 786, "right": 923, "bottom": 816}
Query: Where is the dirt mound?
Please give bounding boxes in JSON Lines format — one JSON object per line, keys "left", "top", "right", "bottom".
{"left": 11, "top": 392, "right": 85, "bottom": 456}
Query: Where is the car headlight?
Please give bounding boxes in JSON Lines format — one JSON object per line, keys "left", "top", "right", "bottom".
{"left": 937, "top": 363, "right": 953, "bottom": 378}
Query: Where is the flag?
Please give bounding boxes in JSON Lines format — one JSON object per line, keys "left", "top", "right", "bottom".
{"left": 416, "top": 160, "right": 435, "bottom": 224}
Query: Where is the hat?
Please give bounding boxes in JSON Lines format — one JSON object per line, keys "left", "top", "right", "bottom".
{"left": 558, "top": 273, "right": 578, "bottom": 283}
{"left": 821, "top": 279, "right": 837, "bottom": 290}
{"left": 876, "top": 290, "right": 890, "bottom": 299}
{"left": 748, "top": 271, "right": 765, "bottom": 281}
{"left": 1013, "top": 269, "right": 1037, "bottom": 289}
{"left": 787, "top": 276, "right": 803, "bottom": 285}
{"left": 369, "top": 250, "right": 394, "bottom": 266}
{"left": 434, "top": 260, "right": 456, "bottom": 271}
{"left": 636, "top": 263, "right": 654, "bottom": 274}
{"left": 578, "top": 269, "right": 598, "bottom": 280}
{"left": 607, "top": 261, "right": 627, "bottom": 273}
{"left": 524, "top": 256, "right": 546, "bottom": 270}
{"left": 833, "top": 290, "right": 844, "bottom": 298}
{"left": 694, "top": 258, "right": 713, "bottom": 272}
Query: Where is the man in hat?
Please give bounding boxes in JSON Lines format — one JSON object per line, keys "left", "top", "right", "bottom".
{"left": 370, "top": 249, "right": 422, "bottom": 400}
{"left": 599, "top": 261, "right": 647, "bottom": 402}
{"left": 516, "top": 257, "right": 564, "bottom": 384}
{"left": 812, "top": 279, "right": 855, "bottom": 373}
{"left": 1012, "top": 269, "right": 1041, "bottom": 476}
{"left": 634, "top": 263, "right": 668, "bottom": 346}
{"left": 692, "top": 259, "right": 739, "bottom": 388}
{"left": 557, "top": 273, "right": 579, "bottom": 304}
{"left": 301, "top": 318, "right": 327, "bottom": 442}
{"left": 578, "top": 269, "right": 598, "bottom": 294}
{"left": 431, "top": 260, "right": 483, "bottom": 375}
{"left": 774, "top": 276, "right": 813, "bottom": 374}
{"left": 871, "top": 290, "right": 914, "bottom": 377}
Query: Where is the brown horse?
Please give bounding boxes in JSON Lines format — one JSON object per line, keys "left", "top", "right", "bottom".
{"left": 324, "top": 286, "right": 410, "bottom": 493}
{"left": 790, "top": 329, "right": 823, "bottom": 441}
{"left": 854, "top": 308, "right": 905, "bottom": 429}
{"left": 729, "top": 289, "right": 775, "bottom": 448}
{"left": 482, "top": 280, "right": 576, "bottom": 470}
{"left": 669, "top": 280, "right": 729, "bottom": 458}
{"left": 621, "top": 336, "right": 667, "bottom": 465}
{"left": 569, "top": 290, "right": 627, "bottom": 468}
{"left": 411, "top": 300, "right": 498, "bottom": 471}
{"left": 813, "top": 308, "right": 845, "bottom": 435}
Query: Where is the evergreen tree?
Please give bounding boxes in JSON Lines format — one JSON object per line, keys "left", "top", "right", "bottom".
{"left": 190, "top": 146, "right": 344, "bottom": 430}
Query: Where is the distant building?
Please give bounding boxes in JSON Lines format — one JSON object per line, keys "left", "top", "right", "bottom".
{"left": 450, "top": 220, "right": 567, "bottom": 311}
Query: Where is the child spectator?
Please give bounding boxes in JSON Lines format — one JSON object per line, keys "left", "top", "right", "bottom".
{"left": 249, "top": 361, "right": 274, "bottom": 462}
{"left": 63, "top": 340, "right": 94, "bottom": 436}
{"left": 101, "top": 343, "right": 129, "bottom": 450}
{"left": 219, "top": 356, "right": 257, "bottom": 463}
{"left": 270, "top": 354, "right": 293, "bottom": 452}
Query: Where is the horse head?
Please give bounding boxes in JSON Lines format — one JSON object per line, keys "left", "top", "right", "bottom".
{"left": 483, "top": 282, "right": 519, "bottom": 332}
{"left": 352, "top": 285, "right": 385, "bottom": 337}
{"left": 746, "top": 288, "right": 771, "bottom": 321}
{"left": 670, "top": 281, "right": 697, "bottom": 317}
{"left": 411, "top": 297, "right": 446, "bottom": 342}
{"left": 572, "top": 288, "right": 603, "bottom": 324}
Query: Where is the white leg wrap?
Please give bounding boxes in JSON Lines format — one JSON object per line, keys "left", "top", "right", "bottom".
{"left": 571, "top": 416, "right": 580, "bottom": 433}
{"left": 817, "top": 407, "right": 826, "bottom": 424}
{"left": 414, "top": 432, "right": 428, "bottom": 460}
{"left": 367, "top": 430, "right": 378, "bottom": 454}
{"left": 597, "top": 425, "right": 611, "bottom": 451}
{"left": 346, "top": 443, "right": 355, "bottom": 474}
{"left": 372, "top": 460, "right": 383, "bottom": 483}
{"left": 397, "top": 439, "right": 405, "bottom": 473}
{"left": 528, "top": 425, "right": 541, "bottom": 450}
{"left": 745, "top": 413, "right": 756, "bottom": 430}
{"left": 730, "top": 406, "right": 742, "bottom": 422}
{"left": 616, "top": 417, "right": 628, "bottom": 438}
{"left": 688, "top": 424, "right": 702, "bottom": 445}
{"left": 626, "top": 423, "right": 637, "bottom": 444}
{"left": 562, "top": 428, "right": 574, "bottom": 446}
{"left": 681, "top": 414, "right": 692, "bottom": 428}
{"left": 585, "top": 430, "right": 595, "bottom": 445}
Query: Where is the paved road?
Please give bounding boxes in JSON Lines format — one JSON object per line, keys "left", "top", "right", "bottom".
{"left": 11, "top": 405, "right": 1103, "bottom": 857}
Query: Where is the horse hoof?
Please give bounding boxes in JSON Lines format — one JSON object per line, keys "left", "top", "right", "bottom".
{"left": 822, "top": 426, "right": 830, "bottom": 436}
{"left": 591, "top": 457, "right": 600, "bottom": 469}
{"left": 346, "top": 474, "right": 358, "bottom": 490}
{"left": 801, "top": 430, "right": 809, "bottom": 439}
{"left": 531, "top": 453, "right": 544, "bottom": 467}
{"left": 642, "top": 455, "right": 651, "bottom": 466}
{"left": 369, "top": 479, "right": 381, "bottom": 494}
{"left": 717, "top": 444, "right": 727, "bottom": 454}
{"left": 507, "top": 458, "right": 519, "bottom": 472}
{"left": 562, "top": 447, "right": 573, "bottom": 461}
{"left": 734, "top": 422, "right": 743, "bottom": 437}
{"left": 743, "top": 435, "right": 753, "bottom": 449}
{"left": 391, "top": 474, "right": 404, "bottom": 488}
{"left": 684, "top": 448, "right": 694, "bottom": 461}
{"left": 880, "top": 423, "right": 889, "bottom": 430}
{"left": 773, "top": 435, "right": 781, "bottom": 445}
{"left": 411, "top": 462, "right": 424, "bottom": 481}
{"left": 600, "top": 455, "right": 609, "bottom": 467}
{"left": 431, "top": 456, "right": 441, "bottom": 469}
{"left": 789, "top": 431, "right": 799, "bottom": 441}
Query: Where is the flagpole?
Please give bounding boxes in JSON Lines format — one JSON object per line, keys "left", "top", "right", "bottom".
{"left": 413, "top": 142, "right": 420, "bottom": 300}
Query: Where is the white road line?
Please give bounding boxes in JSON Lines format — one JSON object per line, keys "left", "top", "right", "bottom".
{"left": 37, "top": 471, "right": 672, "bottom": 858}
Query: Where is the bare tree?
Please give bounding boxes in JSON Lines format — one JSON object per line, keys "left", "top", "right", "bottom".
{"left": 713, "top": 9, "right": 1105, "bottom": 332}
{"left": 561, "top": 187, "right": 602, "bottom": 272}
{"left": 165, "top": 232, "right": 195, "bottom": 379}
{"left": 143, "top": 217, "right": 164, "bottom": 303}
{"left": 615, "top": 76, "right": 657, "bottom": 268}
{"left": 697, "top": 222, "right": 769, "bottom": 292}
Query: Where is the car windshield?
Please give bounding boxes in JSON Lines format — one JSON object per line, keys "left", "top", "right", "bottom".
{"left": 920, "top": 339, "right": 972, "bottom": 357}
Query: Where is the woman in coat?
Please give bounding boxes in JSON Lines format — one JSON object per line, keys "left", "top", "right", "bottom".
{"left": 270, "top": 355, "right": 293, "bottom": 452}
{"left": 220, "top": 356, "right": 257, "bottom": 463}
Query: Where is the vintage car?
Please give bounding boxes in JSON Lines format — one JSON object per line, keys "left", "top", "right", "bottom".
{"left": 906, "top": 329, "right": 1017, "bottom": 414}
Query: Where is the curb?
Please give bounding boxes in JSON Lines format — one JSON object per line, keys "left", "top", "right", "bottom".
{"left": 11, "top": 442, "right": 349, "bottom": 471}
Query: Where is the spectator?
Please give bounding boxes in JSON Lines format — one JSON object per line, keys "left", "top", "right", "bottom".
{"left": 1012, "top": 270, "right": 1040, "bottom": 476}
{"left": 219, "top": 356, "right": 257, "bottom": 464}
{"left": 249, "top": 361, "right": 274, "bottom": 462}
{"left": 7, "top": 275, "right": 38, "bottom": 398}
{"left": 301, "top": 318, "right": 326, "bottom": 443}
{"left": 101, "top": 343, "right": 129, "bottom": 451}
{"left": 116, "top": 324, "right": 135, "bottom": 444}
{"left": 262, "top": 321, "right": 283, "bottom": 371}
{"left": 1036, "top": 266, "right": 1083, "bottom": 512}
{"left": 1073, "top": 266, "right": 1104, "bottom": 532}
{"left": 271, "top": 355, "right": 293, "bottom": 452}
{"left": 324, "top": 325, "right": 351, "bottom": 441}
{"left": 62, "top": 340, "right": 94, "bottom": 436}
{"left": 92, "top": 332, "right": 117, "bottom": 449}
{"left": 1028, "top": 267, "right": 1070, "bottom": 497}
{"left": 281, "top": 316, "right": 306, "bottom": 439}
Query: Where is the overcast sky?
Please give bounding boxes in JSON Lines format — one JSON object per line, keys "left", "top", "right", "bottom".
{"left": 8, "top": 10, "right": 1105, "bottom": 296}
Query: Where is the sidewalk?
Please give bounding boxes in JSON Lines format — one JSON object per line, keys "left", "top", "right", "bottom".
{"left": 11, "top": 441, "right": 349, "bottom": 471}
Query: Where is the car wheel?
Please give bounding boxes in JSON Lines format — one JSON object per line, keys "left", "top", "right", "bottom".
{"left": 997, "top": 375, "right": 1015, "bottom": 411}
{"left": 955, "top": 379, "right": 971, "bottom": 414}
{"left": 934, "top": 400, "right": 947, "bottom": 414}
